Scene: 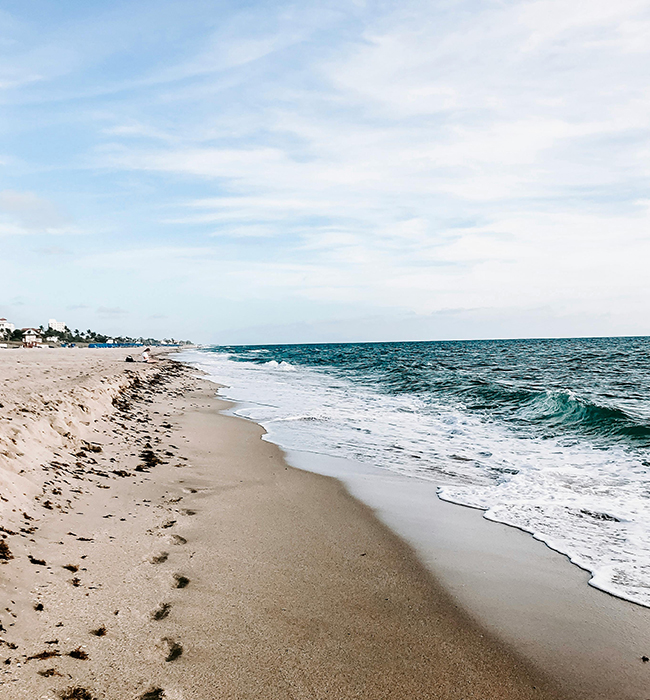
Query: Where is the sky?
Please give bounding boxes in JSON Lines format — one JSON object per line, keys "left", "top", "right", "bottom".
{"left": 1, "top": 0, "right": 650, "bottom": 344}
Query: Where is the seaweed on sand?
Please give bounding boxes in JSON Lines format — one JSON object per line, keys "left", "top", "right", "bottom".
{"left": 27, "top": 650, "right": 60, "bottom": 660}
{"left": 68, "top": 647, "right": 89, "bottom": 659}
{"left": 0, "top": 540, "right": 13, "bottom": 561}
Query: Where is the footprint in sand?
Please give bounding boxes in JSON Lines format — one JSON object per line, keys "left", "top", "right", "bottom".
{"left": 140, "top": 689, "right": 165, "bottom": 700}
{"left": 151, "top": 552, "right": 169, "bottom": 564}
{"left": 60, "top": 687, "right": 95, "bottom": 700}
{"left": 173, "top": 574, "right": 190, "bottom": 589}
{"left": 170, "top": 535, "right": 186, "bottom": 545}
{"left": 162, "top": 637, "right": 183, "bottom": 662}
{"left": 151, "top": 603, "right": 172, "bottom": 621}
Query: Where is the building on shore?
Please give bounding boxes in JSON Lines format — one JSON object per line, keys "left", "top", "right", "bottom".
{"left": 22, "top": 328, "right": 42, "bottom": 347}
{"left": 0, "top": 318, "right": 15, "bottom": 335}
{"left": 48, "top": 319, "right": 66, "bottom": 332}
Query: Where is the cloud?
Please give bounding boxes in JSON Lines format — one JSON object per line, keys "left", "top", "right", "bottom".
{"left": 91, "top": 0, "right": 650, "bottom": 330}
{"left": 2, "top": 0, "right": 650, "bottom": 341}
{"left": 96, "top": 306, "right": 128, "bottom": 316}
{"left": 35, "top": 245, "right": 71, "bottom": 256}
{"left": 0, "top": 191, "right": 76, "bottom": 234}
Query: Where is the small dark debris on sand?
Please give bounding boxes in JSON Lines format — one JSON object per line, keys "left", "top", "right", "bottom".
{"left": 141, "top": 688, "right": 165, "bottom": 700}
{"left": 112, "top": 469, "right": 131, "bottom": 477}
{"left": 63, "top": 564, "right": 79, "bottom": 572}
{"left": 82, "top": 441, "right": 103, "bottom": 453}
{"left": 70, "top": 577, "right": 82, "bottom": 587}
{"left": 27, "top": 649, "right": 60, "bottom": 660}
{"left": 68, "top": 647, "right": 89, "bottom": 660}
{"left": 90, "top": 625, "right": 106, "bottom": 637}
{"left": 136, "top": 449, "right": 164, "bottom": 472}
{"left": 60, "top": 687, "right": 95, "bottom": 700}
{"left": 0, "top": 540, "right": 13, "bottom": 561}
{"left": 161, "top": 520, "right": 176, "bottom": 529}
{"left": 34, "top": 602, "right": 44, "bottom": 611}
{"left": 151, "top": 552, "right": 169, "bottom": 564}
{"left": 151, "top": 603, "right": 172, "bottom": 621}
{"left": 28, "top": 554, "right": 46, "bottom": 566}
{"left": 38, "top": 667, "right": 62, "bottom": 677}
{"left": 163, "top": 638, "right": 183, "bottom": 662}
{"left": 173, "top": 574, "right": 190, "bottom": 589}
{"left": 642, "top": 655, "right": 649, "bottom": 662}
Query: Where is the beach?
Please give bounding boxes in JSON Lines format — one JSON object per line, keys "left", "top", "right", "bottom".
{"left": 0, "top": 347, "right": 645, "bottom": 699}
{"left": 0, "top": 346, "right": 567, "bottom": 699}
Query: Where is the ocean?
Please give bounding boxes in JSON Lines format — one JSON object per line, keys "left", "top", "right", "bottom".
{"left": 179, "top": 337, "right": 650, "bottom": 607}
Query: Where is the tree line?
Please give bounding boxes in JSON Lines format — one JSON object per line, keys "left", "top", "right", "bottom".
{"left": 0, "top": 325, "right": 192, "bottom": 345}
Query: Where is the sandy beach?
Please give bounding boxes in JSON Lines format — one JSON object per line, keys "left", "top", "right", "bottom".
{"left": 0, "top": 347, "right": 574, "bottom": 699}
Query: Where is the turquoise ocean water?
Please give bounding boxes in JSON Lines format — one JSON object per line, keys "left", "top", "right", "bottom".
{"left": 180, "top": 337, "right": 650, "bottom": 607}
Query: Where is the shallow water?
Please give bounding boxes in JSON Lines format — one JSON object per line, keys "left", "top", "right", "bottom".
{"left": 180, "top": 337, "right": 650, "bottom": 607}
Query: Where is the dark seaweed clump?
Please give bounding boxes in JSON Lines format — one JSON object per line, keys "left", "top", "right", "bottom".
{"left": 135, "top": 448, "right": 164, "bottom": 472}
{"left": 0, "top": 540, "right": 13, "bottom": 562}
{"left": 68, "top": 647, "right": 89, "bottom": 660}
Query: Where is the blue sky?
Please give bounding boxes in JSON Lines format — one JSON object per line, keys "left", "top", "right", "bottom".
{"left": 1, "top": 0, "right": 650, "bottom": 343}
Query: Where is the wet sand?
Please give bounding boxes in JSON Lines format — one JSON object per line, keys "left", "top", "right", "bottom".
{"left": 288, "top": 451, "right": 650, "bottom": 700}
{"left": 0, "top": 348, "right": 567, "bottom": 699}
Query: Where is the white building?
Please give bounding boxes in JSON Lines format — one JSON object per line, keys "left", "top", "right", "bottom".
{"left": 0, "top": 318, "right": 15, "bottom": 334}
{"left": 48, "top": 319, "right": 66, "bottom": 332}
{"left": 22, "top": 328, "right": 42, "bottom": 346}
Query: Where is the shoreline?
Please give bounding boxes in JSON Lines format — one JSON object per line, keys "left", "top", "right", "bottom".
{"left": 198, "top": 364, "right": 650, "bottom": 700}
{"left": 284, "top": 450, "right": 650, "bottom": 700}
{"left": 0, "top": 348, "right": 568, "bottom": 699}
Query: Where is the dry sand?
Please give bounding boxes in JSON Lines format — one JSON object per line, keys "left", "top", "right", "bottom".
{"left": 0, "top": 348, "right": 570, "bottom": 699}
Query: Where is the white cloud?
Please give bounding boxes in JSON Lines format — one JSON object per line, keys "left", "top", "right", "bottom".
{"left": 0, "top": 190, "right": 79, "bottom": 235}
{"left": 96, "top": 306, "right": 128, "bottom": 316}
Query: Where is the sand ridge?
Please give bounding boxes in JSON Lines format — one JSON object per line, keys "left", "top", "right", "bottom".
{"left": 0, "top": 349, "right": 151, "bottom": 524}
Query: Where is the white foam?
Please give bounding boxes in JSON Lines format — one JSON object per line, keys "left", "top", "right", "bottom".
{"left": 181, "top": 349, "right": 650, "bottom": 608}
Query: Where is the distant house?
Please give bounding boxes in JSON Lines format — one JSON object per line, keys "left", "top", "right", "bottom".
{"left": 22, "top": 328, "right": 42, "bottom": 347}
{"left": 48, "top": 319, "right": 66, "bottom": 332}
{"left": 0, "top": 318, "right": 15, "bottom": 335}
